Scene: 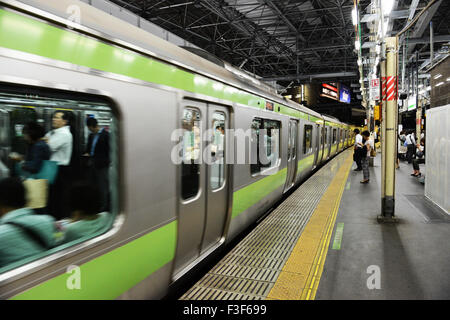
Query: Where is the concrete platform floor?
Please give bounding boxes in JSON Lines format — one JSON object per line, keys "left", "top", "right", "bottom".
{"left": 316, "top": 155, "right": 450, "bottom": 299}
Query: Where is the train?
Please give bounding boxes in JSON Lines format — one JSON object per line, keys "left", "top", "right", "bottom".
{"left": 0, "top": 0, "right": 356, "bottom": 299}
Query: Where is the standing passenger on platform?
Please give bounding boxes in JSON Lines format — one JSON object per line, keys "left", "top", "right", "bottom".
{"left": 353, "top": 129, "right": 363, "bottom": 171}
{"left": 360, "top": 131, "right": 373, "bottom": 184}
{"left": 405, "top": 130, "right": 416, "bottom": 164}
{"left": 83, "top": 118, "right": 110, "bottom": 212}
{"left": 44, "top": 111, "right": 73, "bottom": 219}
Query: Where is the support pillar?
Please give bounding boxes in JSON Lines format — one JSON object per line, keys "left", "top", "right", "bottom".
{"left": 378, "top": 37, "right": 399, "bottom": 223}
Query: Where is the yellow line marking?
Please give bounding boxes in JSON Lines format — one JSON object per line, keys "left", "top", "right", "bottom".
{"left": 266, "top": 150, "right": 353, "bottom": 300}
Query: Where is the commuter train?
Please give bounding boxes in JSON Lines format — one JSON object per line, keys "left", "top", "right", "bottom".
{"left": 0, "top": 0, "right": 355, "bottom": 299}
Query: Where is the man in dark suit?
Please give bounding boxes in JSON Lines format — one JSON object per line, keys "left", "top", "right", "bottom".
{"left": 84, "top": 117, "right": 110, "bottom": 212}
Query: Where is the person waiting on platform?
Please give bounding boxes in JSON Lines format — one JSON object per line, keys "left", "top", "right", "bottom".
{"left": 61, "top": 182, "right": 110, "bottom": 244}
{"left": 405, "top": 130, "right": 416, "bottom": 164}
{"left": 353, "top": 128, "right": 363, "bottom": 171}
{"left": 0, "top": 177, "right": 56, "bottom": 268}
{"left": 411, "top": 140, "right": 425, "bottom": 178}
{"left": 83, "top": 117, "right": 110, "bottom": 212}
{"left": 360, "top": 131, "right": 373, "bottom": 184}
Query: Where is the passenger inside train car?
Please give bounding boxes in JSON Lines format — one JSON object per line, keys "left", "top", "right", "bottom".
{"left": 0, "top": 85, "right": 119, "bottom": 273}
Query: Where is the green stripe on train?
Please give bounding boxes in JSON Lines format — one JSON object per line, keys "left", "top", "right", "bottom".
{"left": 232, "top": 167, "right": 287, "bottom": 219}
{"left": 0, "top": 9, "right": 310, "bottom": 121}
{"left": 12, "top": 221, "right": 177, "bottom": 300}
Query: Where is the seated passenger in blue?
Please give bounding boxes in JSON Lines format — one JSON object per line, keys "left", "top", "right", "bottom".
{"left": 62, "top": 182, "right": 110, "bottom": 244}
{"left": 0, "top": 177, "right": 56, "bottom": 268}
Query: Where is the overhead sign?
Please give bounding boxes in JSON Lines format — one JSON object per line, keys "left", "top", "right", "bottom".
{"left": 265, "top": 101, "right": 274, "bottom": 111}
{"left": 320, "top": 83, "right": 338, "bottom": 100}
{"left": 339, "top": 85, "right": 351, "bottom": 104}
{"left": 408, "top": 95, "right": 416, "bottom": 111}
{"left": 370, "top": 78, "right": 380, "bottom": 101}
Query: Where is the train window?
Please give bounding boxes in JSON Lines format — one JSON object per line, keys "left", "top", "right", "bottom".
{"left": 324, "top": 128, "right": 328, "bottom": 146}
{"left": 333, "top": 129, "right": 337, "bottom": 143}
{"left": 181, "top": 108, "right": 201, "bottom": 199}
{"left": 210, "top": 112, "right": 225, "bottom": 190}
{"left": 251, "top": 118, "right": 280, "bottom": 174}
{"left": 0, "top": 86, "right": 119, "bottom": 274}
{"left": 303, "top": 125, "right": 313, "bottom": 154}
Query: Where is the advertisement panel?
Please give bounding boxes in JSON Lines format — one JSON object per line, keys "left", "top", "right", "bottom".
{"left": 339, "top": 85, "right": 351, "bottom": 103}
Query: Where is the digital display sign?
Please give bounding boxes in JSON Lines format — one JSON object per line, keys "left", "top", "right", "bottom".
{"left": 339, "top": 85, "right": 351, "bottom": 104}
{"left": 320, "top": 83, "right": 338, "bottom": 100}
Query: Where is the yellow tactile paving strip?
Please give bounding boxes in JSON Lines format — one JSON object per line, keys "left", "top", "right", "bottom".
{"left": 266, "top": 151, "right": 353, "bottom": 300}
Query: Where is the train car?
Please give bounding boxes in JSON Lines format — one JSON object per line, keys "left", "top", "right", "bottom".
{"left": 0, "top": 0, "right": 353, "bottom": 299}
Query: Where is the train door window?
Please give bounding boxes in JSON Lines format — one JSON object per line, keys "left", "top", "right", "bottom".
{"left": 251, "top": 118, "right": 280, "bottom": 174}
{"left": 290, "top": 121, "right": 297, "bottom": 160}
{"left": 262, "top": 120, "right": 280, "bottom": 169}
{"left": 0, "top": 85, "right": 119, "bottom": 274}
{"left": 333, "top": 129, "right": 337, "bottom": 143}
{"left": 250, "top": 118, "right": 262, "bottom": 174}
{"left": 210, "top": 112, "right": 225, "bottom": 190}
{"left": 303, "top": 125, "right": 312, "bottom": 154}
{"left": 287, "top": 121, "right": 292, "bottom": 160}
{"left": 181, "top": 108, "right": 201, "bottom": 199}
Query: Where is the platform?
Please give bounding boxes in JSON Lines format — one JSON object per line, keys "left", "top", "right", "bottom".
{"left": 180, "top": 149, "right": 450, "bottom": 300}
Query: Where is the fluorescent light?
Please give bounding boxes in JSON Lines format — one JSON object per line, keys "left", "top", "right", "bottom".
{"left": 434, "top": 73, "right": 442, "bottom": 79}
{"left": 435, "top": 82, "right": 444, "bottom": 87}
{"left": 382, "top": 0, "right": 395, "bottom": 16}
{"left": 352, "top": 7, "right": 358, "bottom": 26}
{"left": 447, "top": 77, "right": 450, "bottom": 82}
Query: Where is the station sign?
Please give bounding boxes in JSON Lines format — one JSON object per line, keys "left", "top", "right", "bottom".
{"left": 370, "top": 78, "right": 380, "bottom": 101}
{"left": 320, "top": 83, "right": 338, "bottom": 100}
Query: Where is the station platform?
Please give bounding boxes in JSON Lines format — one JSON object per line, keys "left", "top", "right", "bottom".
{"left": 180, "top": 149, "right": 450, "bottom": 300}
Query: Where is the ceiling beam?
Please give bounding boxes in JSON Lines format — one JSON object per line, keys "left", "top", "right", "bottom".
{"left": 262, "top": 71, "right": 358, "bottom": 82}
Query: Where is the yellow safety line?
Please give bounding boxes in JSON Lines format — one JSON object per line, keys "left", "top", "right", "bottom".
{"left": 266, "top": 150, "right": 353, "bottom": 300}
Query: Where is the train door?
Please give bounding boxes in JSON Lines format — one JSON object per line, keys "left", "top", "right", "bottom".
{"left": 313, "top": 124, "right": 320, "bottom": 168}
{"left": 319, "top": 125, "right": 325, "bottom": 163}
{"left": 174, "top": 100, "right": 230, "bottom": 276}
{"left": 284, "top": 119, "right": 298, "bottom": 192}
{"left": 201, "top": 104, "right": 229, "bottom": 253}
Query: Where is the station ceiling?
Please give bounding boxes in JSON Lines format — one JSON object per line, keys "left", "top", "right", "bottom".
{"left": 109, "top": 0, "right": 449, "bottom": 88}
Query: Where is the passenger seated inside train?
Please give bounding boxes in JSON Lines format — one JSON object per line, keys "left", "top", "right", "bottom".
{"left": 61, "top": 181, "right": 111, "bottom": 244}
{"left": 0, "top": 177, "right": 56, "bottom": 268}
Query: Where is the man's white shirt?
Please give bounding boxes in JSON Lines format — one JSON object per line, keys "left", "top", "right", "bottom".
{"left": 355, "top": 134, "right": 363, "bottom": 147}
{"left": 45, "top": 126, "right": 73, "bottom": 166}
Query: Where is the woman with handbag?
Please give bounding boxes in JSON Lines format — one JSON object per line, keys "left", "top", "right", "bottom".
{"left": 411, "top": 140, "right": 425, "bottom": 177}
{"left": 9, "top": 122, "right": 51, "bottom": 175}
{"left": 360, "top": 131, "right": 373, "bottom": 184}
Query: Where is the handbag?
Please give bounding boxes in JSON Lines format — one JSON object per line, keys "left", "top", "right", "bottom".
{"left": 370, "top": 148, "right": 376, "bottom": 157}
{"left": 16, "top": 160, "right": 59, "bottom": 185}
{"left": 23, "top": 179, "right": 48, "bottom": 209}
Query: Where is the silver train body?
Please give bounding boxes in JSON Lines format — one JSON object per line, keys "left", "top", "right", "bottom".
{"left": 0, "top": 0, "right": 354, "bottom": 299}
